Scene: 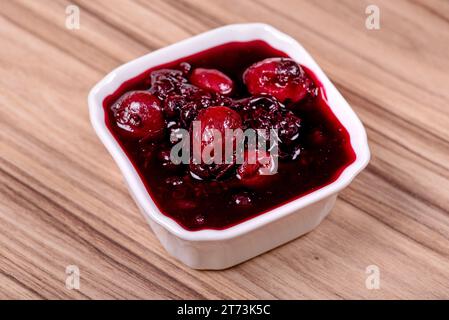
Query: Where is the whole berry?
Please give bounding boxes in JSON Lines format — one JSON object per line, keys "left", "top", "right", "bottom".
{"left": 111, "top": 91, "right": 165, "bottom": 141}
{"left": 190, "top": 68, "right": 234, "bottom": 95}
{"left": 243, "top": 58, "right": 314, "bottom": 103}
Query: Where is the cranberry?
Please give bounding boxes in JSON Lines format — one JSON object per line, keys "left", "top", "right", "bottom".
{"left": 189, "top": 106, "right": 243, "bottom": 180}
{"left": 159, "top": 82, "right": 206, "bottom": 118}
{"left": 277, "top": 111, "right": 302, "bottom": 145}
{"left": 167, "top": 83, "right": 233, "bottom": 128}
{"left": 163, "top": 94, "right": 184, "bottom": 118}
{"left": 150, "top": 68, "right": 186, "bottom": 85}
{"left": 195, "top": 106, "right": 242, "bottom": 142}
{"left": 111, "top": 91, "right": 165, "bottom": 141}
{"left": 178, "top": 87, "right": 218, "bottom": 127}
{"left": 239, "top": 97, "right": 301, "bottom": 147}
{"left": 179, "top": 102, "right": 201, "bottom": 128}
{"left": 190, "top": 68, "right": 234, "bottom": 95}
{"left": 193, "top": 106, "right": 242, "bottom": 161}
{"left": 238, "top": 96, "right": 280, "bottom": 130}
{"left": 149, "top": 68, "right": 187, "bottom": 99}
{"left": 236, "top": 150, "right": 277, "bottom": 189}
{"left": 178, "top": 83, "right": 201, "bottom": 97}
{"left": 243, "top": 58, "right": 314, "bottom": 103}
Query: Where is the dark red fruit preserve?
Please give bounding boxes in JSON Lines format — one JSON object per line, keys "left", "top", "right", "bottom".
{"left": 103, "top": 40, "right": 356, "bottom": 231}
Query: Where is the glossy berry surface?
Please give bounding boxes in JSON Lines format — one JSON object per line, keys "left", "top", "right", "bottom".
{"left": 195, "top": 106, "right": 242, "bottom": 145}
{"left": 189, "top": 106, "right": 242, "bottom": 180}
{"left": 190, "top": 68, "right": 234, "bottom": 95}
{"left": 243, "top": 57, "right": 315, "bottom": 103}
{"left": 104, "top": 40, "right": 355, "bottom": 231}
{"left": 111, "top": 91, "right": 165, "bottom": 141}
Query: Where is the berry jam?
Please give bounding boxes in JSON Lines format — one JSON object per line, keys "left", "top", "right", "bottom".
{"left": 104, "top": 40, "right": 356, "bottom": 231}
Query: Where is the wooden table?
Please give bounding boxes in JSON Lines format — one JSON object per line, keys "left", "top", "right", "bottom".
{"left": 1, "top": 0, "right": 448, "bottom": 299}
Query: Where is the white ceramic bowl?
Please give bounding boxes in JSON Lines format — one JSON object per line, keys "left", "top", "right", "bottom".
{"left": 88, "top": 23, "right": 370, "bottom": 270}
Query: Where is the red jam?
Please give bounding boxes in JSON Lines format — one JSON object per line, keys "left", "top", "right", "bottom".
{"left": 104, "top": 40, "right": 356, "bottom": 231}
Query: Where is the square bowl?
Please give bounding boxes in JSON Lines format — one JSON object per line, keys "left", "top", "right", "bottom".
{"left": 88, "top": 23, "right": 370, "bottom": 270}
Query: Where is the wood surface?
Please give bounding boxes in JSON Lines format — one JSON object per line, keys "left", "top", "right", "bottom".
{"left": 0, "top": 0, "right": 448, "bottom": 299}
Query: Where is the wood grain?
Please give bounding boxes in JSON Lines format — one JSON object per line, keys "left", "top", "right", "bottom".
{"left": 0, "top": 0, "right": 448, "bottom": 299}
